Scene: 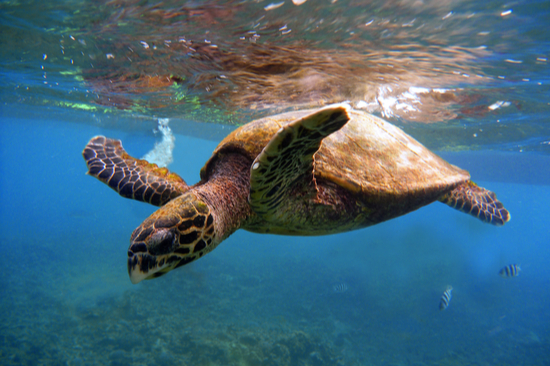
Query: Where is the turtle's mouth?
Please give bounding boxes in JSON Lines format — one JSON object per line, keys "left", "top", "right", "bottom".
{"left": 127, "top": 253, "right": 184, "bottom": 284}
{"left": 127, "top": 246, "right": 199, "bottom": 284}
{"left": 127, "top": 227, "right": 180, "bottom": 284}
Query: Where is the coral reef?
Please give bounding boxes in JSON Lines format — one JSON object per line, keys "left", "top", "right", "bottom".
{"left": 1, "top": 233, "right": 549, "bottom": 366}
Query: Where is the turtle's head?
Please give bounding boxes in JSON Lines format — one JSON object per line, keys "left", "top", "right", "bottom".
{"left": 127, "top": 193, "right": 216, "bottom": 284}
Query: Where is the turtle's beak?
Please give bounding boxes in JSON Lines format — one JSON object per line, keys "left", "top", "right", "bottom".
{"left": 127, "top": 227, "right": 179, "bottom": 284}
{"left": 126, "top": 253, "right": 160, "bottom": 284}
{"left": 127, "top": 251, "right": 183, "bottom": 284}
{"left": 127, "top": 251, "right": 195, "bottom": 284}
{"left": 127, "top": 255, "right": 150, "bottom": 284}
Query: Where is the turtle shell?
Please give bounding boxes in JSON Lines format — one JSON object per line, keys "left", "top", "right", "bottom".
{"left": 200, "top": 109, "right": 469, "bottom": 198}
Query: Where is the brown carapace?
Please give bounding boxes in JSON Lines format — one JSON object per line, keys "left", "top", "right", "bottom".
{"left": 83, "top": 104, "right": 510, "bottom": 284}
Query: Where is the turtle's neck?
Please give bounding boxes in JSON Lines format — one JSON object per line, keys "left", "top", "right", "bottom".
{"left": 194, "top": 152, "right": 256, "bottom": 241}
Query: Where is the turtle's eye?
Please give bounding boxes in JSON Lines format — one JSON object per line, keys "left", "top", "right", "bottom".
{"left": 147, "top": 229, "right": 176, "bottom": 255}
{"left": 127, "top": 193, "right": 219, "bottom": 284}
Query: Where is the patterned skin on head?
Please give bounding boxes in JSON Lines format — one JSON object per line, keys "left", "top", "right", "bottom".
{"left": 127, "top": 193, "right": 216, "bottom": 284}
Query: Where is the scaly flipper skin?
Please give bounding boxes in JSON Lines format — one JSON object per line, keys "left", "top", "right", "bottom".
{"left": 249, "top": 104, "right": 350, "bottom": 221}
{"left": 439, "top": 181, "right": 510, "bottom": 225}
{"left": 83, "top": 136, "right": 189, "bottom": 206}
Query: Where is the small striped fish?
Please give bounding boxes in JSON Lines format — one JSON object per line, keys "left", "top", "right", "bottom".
{"left": 439, "top": 286, "right": 453, "bottom": 311}
{"left": 499, "top": 264, "right": 521, "bottom": 278}
{"left": 333, "top": 283, "right": 348, "bottom": 293}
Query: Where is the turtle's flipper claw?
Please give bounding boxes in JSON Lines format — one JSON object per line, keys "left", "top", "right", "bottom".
{"left": 439, "top": 181, "right": 510, "bottom": 225}
{"left": 83, "top": 136, "right": 189, "bottom": 206}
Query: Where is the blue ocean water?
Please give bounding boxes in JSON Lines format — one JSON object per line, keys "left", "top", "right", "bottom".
{"left": 1, "top": 105, "right": 549, "bottom": 365}
{"left": 1, "top": 0, "right": 550, "bottom": 365}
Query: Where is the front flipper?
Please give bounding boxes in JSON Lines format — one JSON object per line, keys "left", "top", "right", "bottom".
{"left": 83, "top": 136, "right": 189, "bottom": 206}
{"left": 249, "top": 104, "right": 350, "bottom": 220}
{"left": 439, "top": 181, "right": 510, "bottom": 225}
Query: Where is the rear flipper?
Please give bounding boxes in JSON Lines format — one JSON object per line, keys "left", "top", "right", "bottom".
{"left": 439, "top": 181, "right": 510, "bottom": 226}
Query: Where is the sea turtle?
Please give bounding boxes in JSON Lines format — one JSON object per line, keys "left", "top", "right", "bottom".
{"left": 83, "top": 104, "right": 510, "bottom": 284}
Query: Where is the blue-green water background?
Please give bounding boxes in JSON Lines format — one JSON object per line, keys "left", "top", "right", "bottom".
{"left": 2, "top": 107, "right": 550, "bottom": 365}
{"left": 2, "top": 0, "right": 550, "bottom": 365}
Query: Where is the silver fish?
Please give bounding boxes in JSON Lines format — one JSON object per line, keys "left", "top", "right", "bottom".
{"left": 333, "top": 283, "right": 348, "bottom": 293}
{"left": 499, "top": 264, "right": 521, "bottom": 277}
{"left": 439, "top": 286, "right": 453, "bottom": 311}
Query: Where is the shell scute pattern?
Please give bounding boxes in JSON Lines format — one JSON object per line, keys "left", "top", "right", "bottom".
{"left": 313, "top": 110, "right": 470, "bottom": 197}
{"left": 200, "top": 110, "right": 312, "bottom": 180}
{"left": 205, "top": 109, "right": 467, "bottom": 207}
